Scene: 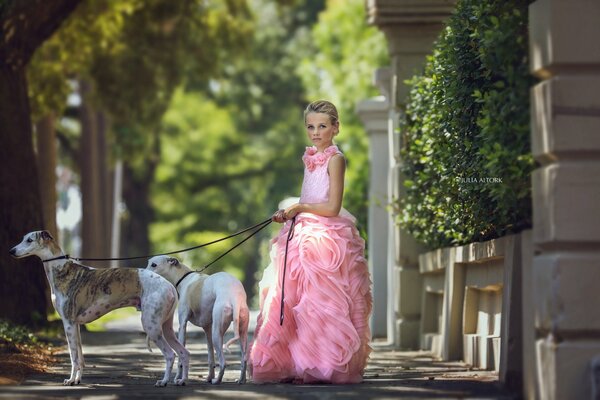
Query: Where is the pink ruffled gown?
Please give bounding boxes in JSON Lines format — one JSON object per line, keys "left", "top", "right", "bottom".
{"left": 250, "top": 145, "right": 372, "bottom": 384}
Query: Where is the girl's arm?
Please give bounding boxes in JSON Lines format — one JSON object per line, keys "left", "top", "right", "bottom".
{"left": 282, "top": 154, "right": 345, "bottom": 220}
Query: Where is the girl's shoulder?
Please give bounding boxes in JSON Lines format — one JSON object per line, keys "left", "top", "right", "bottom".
{"left": 328, "top": 145, "right": 345, "bottom": 162}
{"left": 327, "top": 152, "right": 346, "bottom": 171}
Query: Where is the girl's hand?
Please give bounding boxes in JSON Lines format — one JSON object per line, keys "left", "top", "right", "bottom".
{"left": 272, "top": 209, "right": 287, "bottom": 223}
{"left": 283, "top": 203, "right": 302, "bottom": 220}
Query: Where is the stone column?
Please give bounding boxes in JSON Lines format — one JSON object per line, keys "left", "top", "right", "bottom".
{"left": 366, "top": 0, "right": 455, "bottom": 348}
{"left": 529, "top": 1, "right": 600, "bottom": 399}
{"left": 357, "top": 69, "right": 390, "bottom": 339}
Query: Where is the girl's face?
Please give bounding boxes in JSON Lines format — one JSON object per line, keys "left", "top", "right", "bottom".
{"left": 305, "top": 112, "right": 338, "bottom": 152}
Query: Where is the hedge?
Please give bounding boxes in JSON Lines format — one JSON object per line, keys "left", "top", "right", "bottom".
{"left": 397, "top": 0, "right": 535, "bottom": 249}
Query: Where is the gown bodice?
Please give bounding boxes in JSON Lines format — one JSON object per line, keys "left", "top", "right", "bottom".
{"left": 299, "top": 145, "right": 342, "bottom": 204}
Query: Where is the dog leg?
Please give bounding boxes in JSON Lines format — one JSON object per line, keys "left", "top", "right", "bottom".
{"left": 175, "top": 310, "right": 189, "bottom": 382}
{"left": 75, "top": 324, "right": 85, "bottom": 369}
{"left": 238, "top": 307, "right": 250, "bottom": 384}
{"left": 162, "top": 317, "right": 189, "bottom": 386}
{"left": 142, "top": 312, "right": 175, "bottom": 387}
{"left": 62, "top": 321, "right": 82, "bottom": 385}
{"left": 205, "top": 325, "right": 216, "bottom": 383}
{"left": 147, "top": 331, "right": 175, "bottom": 386}
{"left": 211, "top": 306, "right": 231, "bottom": 384}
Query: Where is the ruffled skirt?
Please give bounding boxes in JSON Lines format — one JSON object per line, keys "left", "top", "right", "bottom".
{"left": 249, "top": 211, "right": 372, "bottom": 384}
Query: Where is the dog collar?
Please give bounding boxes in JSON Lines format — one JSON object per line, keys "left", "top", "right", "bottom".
{"left": 42, "top": 254, "right": 70, "bottom": 263}
{"left": 175, "top": 271, "right": 196, "bottom": 289}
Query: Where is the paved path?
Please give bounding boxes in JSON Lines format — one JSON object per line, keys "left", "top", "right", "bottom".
{"left": 0, "top": 313, "right": 515, "bottom": 399}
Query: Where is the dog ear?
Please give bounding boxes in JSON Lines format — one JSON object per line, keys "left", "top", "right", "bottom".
{"left": 40, "top": 231, "right": 54, "bottom": 241}
{"left": 168, "top": 257, "right": 179, "bottom": 267}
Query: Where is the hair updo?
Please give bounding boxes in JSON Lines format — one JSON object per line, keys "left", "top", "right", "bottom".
{"left": 304, "top": 100, "right": 339, "bottom": 125}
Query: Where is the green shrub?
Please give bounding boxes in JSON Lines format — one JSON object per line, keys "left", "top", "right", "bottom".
{"left": 398, "top": 0, "right": 535, "bottom": 248}
{"left": 0, "top": 319, "right": 39, "bottom": 351}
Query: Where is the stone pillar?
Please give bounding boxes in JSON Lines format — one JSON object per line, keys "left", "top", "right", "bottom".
{"left": 529, "top": 1, "right": 600, "bottom": 399}
{"left": 366, "top": 0, "right": 455, "bottom": 348}
{"left": 357, "top": 80, "right": 389, "bottom": 339}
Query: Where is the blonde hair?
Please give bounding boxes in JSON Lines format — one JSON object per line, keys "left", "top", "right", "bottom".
{"left": 304, "top": 100, "right": 339, "bottom": 125}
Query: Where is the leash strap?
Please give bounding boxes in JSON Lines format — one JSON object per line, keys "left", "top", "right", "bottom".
{"left": 279, "top": 216, "right": 296, "bottom": 326}
{"left": 196, "top": 218, "right": 272, "bottom": 273}
{"left": 42, "top": 218, "right": 272, "bottom": 263}
{"left": 41, "top": 254, "right": 70, "bottom": 263}
{"left": 169, "top": 219, "right": 271, "bottom": 293}
{"left": 175, "top": 271, "right": 196, "bottom": 289}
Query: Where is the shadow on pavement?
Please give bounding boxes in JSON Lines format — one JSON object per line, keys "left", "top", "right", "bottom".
{"left": 0, "top": 330, "right": 516, "bottom": 399}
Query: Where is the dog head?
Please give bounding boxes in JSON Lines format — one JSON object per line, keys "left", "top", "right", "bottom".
{"left": 9, "top": 230, "right": 58, "bottom": 259}
{"left": 146, "top": 255, "right": 191, "bottom": 283}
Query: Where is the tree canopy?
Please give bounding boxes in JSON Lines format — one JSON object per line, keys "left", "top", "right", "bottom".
{"left": 1, "top": 0, "right": 388, "bottom": 323}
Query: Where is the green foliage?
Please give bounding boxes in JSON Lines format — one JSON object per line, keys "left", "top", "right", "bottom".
{"left": 90, "top": 0, "right": 253, "bottom": 162}
{"left": 398, "top": 0, "right": 534, "bottom": 248}
{"left": 297, "top": 0, "right": 389, "bottom": 235}
{"left": 150, "top": 90, "right": 282, "bottom": 276}
{"left": 148, "top": 1, "right": 323, "bottom": 285}
{"left": 209, "top": 0, "right": 320, "bottom": 204}
{"left": 27, "top": 0, "right": 138, "bottom": 121}
{"left": 0, "top": 319, "right": 39, "bottom": 349}
{"left": 28, "top": 0, "right": 253, "bottom": 164}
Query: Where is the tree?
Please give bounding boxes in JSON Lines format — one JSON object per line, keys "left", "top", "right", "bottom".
{"left": 0, "top": 0, "right": 84, "bottom": 326}
{"left": 86, "top": 0, "right": 252, "bottom": 266}
{"left": 26, "top": 0, "right": 252, "bottom": 268}
{"left": 26, "top": 2, "right": 140, "bottom": 267}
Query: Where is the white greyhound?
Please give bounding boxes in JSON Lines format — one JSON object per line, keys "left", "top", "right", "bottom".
{"left": 9, "top": 230, "right": 190, "bottom": 387}
{"left": 146, "top": 255, "right": 249, "bottom": 384}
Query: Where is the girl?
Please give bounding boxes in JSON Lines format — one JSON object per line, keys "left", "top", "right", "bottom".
{"left": 249, "top": 100, "right": 372, "bottom": 384}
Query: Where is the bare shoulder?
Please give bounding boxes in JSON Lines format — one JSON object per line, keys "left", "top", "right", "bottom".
{"left": 328, "top": 153, "right": 346, "bottom": 177}
{"left": 329, "top": 153, "right": 346, "bottom": 167}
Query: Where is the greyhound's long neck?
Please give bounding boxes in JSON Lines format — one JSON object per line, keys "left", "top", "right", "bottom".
{"left": 173, "top": 264, "right": 206, "bottom": 288}
{"left": 41, "top": 242, "right": 67, "bottom": 293}
{"left": 175, "top": 265, "right": 193, "bottom": 281}
{"left": 47, "top": 240, "right": 63, "bottom": 257}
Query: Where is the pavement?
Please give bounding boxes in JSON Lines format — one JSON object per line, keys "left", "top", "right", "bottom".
{"left": 0, "top": 311, "right": 515, "bottom": 399}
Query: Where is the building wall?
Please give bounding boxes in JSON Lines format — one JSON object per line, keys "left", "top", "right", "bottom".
{"left": 529, "top": 1, "right": 600, "bottom": 399}
{"left": 362, "top": 0, "right": 600, "bottom": 398}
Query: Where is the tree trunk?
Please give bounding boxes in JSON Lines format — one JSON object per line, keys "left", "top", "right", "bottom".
{"left": 0, "top": 0, "right": 84, "bottom": 326}
{"left": 35, "top": 114, "right": 58, "bottom": 238}
{"left": 121, "top": 163, "right": 156, "bottom": 268}
{"left": 35, "top": 114, "right": 57, "bottom": 312}
{"left": 96, "top": 110, "right": 113, "bottom": 256}
{"left": 0, "top": 66, "right": 49, "bottom": 326}
{"left": 79, "top": 79, "right": 104, "bottom": 265}
{"left": 241, "top": 246, "right": 260, "bottom": 303}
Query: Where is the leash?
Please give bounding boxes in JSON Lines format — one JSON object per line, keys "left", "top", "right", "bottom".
{"left": 280, "top": 216, "right": 296, "bottom": 326}
{"left": 43, "top": 214, "right": 296, "bottom": 327}
{"left": 173, "top": 217, "right": 273, "bottom": 289}
{"left": 175, "top": 270, "right": 196, "bottom": 289}
{"left": 42, "top": 218, "right": 272, "bottom": 263}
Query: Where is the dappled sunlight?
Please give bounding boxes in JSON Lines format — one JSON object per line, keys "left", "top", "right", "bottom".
{"left": 84, "top": 307, "right": 140, "bottom": 332}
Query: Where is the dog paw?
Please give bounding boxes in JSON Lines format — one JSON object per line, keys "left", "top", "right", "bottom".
{"left": 63, "top": 378, "right": 79, "bottom": 386}
{"left": 235, "top": 378, "right": 246, "bottom": 384}
{"left": 155, "top": 379, "right": 168, "bottom": 387}
{"left": 211, "top": 378, "right": 222, "bottom": 385}
{"left": 174, "top": 378, "right": 187, "bottom": 386}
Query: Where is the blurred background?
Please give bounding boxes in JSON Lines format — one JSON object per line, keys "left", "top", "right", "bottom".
{"left": 0, "top": 0, "right": 388, "bottom": 323}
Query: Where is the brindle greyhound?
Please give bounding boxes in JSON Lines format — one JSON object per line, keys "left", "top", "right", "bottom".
{"left": 9, "top": 230, "right": 190, "bottom": 387}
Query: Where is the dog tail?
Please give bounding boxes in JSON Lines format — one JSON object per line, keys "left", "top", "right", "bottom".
{"left": 146, "top": 334, "right": 153, "bottom": 353}
{"left": 224, "top": 302, "right": 241, "bottom": 353}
